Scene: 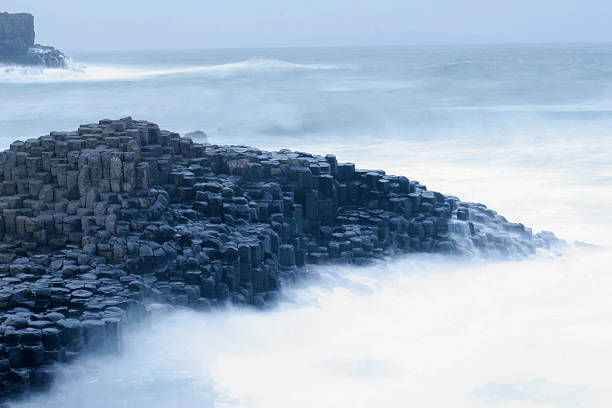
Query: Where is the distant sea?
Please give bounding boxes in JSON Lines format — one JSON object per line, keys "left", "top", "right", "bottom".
{"left": 2, "top": 44, "right": 612, "bottom": 408}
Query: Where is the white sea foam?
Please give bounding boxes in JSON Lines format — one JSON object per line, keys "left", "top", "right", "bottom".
{"left": 2, "top": 45, "right": 611, "bottom": 408}
{"left": 9, "top": 247, "right": 612, "bottom": 408}
{"left": 0, "top": 58, "right": 338, "bottom": 83}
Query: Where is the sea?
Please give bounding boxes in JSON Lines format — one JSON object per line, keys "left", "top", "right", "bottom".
{"left": 1, "top": 44, "right": 611, "bottom": 408}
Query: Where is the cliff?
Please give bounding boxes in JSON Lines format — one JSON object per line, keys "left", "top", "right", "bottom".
{"left": 0, "top": 12, "right": 66, "bottom": 68}
{"left": 0, "top": 117, "right": 560, "bottom": 399}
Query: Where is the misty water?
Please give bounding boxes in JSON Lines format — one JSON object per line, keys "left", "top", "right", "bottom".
{"left": 1, "top": 44, "right": 612, "bottom": 407}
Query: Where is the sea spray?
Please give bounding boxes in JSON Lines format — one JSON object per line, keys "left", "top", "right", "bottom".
{"left": 0, "top": 58, "right": 338, "bottom": 84}
{"left": 1, "top": 44, "right": 611, "bottom": 408}
{"left": 10, "top": 247, "right": 610, "bottom": 408}
{"left": 0, "top": 116, "right": 563, "bottom": 400}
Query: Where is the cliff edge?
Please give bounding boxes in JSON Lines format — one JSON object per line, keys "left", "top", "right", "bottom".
{"left": 0, "top": 12, "right": 66, "bottom": 68}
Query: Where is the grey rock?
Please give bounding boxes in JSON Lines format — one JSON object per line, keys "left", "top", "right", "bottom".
{"left": 0, "top": 116, "right": 553, "bottom": 401}
{"left": 0, "top": 13, "right": 67, "bottom": 68}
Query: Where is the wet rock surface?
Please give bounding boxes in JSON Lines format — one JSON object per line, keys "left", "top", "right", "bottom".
{"left": 0, "top": 12, "right": 67, "bottom": 68}
{"left": 0, "top": 117, "right": 560, "bottom": 400}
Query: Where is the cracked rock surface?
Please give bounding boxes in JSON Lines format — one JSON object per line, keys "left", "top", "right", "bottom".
{"left": 0, "top": 117, "right": 559, "bottom": 399}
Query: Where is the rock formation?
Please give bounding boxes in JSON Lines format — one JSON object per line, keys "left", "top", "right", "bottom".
{"left": 0, "top": 117, "right": 560, "bottom": 399}
{"left": 0, "top": 12, "right": 66, "bottom": 68}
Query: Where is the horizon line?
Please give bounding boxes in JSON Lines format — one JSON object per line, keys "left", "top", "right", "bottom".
{"left": 62, "top": 40, "right": 612, "bottom": 54}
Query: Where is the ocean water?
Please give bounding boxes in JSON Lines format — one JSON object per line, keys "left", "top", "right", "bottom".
{"left": 1, "top": 44, "right": 612, "bottom": 407}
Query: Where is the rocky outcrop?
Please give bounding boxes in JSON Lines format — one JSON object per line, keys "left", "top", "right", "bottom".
{"left": 0, "top": 12, "right": 66, "bottom": 68}
{"left": 0, "top": 13, "right": 34, "bottom": 55}
{"left": 0, "top": 117, "right": 560, "bottom": 400}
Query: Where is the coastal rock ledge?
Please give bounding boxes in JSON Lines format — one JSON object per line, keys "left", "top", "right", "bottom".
{"left": 0, "top": 117, "right": 558, "bottom": 399}
{"left": 0, "top": 12, "right": 66, "bottom": 68}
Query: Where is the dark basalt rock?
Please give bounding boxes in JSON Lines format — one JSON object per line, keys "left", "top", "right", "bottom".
{"left": 0, "top": 12, "right": 67, "bottom": 68}
{"left": 0, "top": 117, "right": 562, "bottom": 400}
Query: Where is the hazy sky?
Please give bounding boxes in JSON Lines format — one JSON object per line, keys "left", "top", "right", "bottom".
{"left": 2, "top": 0, "right": 611, "bottom": 50}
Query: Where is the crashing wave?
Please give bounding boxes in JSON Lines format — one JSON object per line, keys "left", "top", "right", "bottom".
{"left": 0, "top": 58, "right": 338, "bottom": 84}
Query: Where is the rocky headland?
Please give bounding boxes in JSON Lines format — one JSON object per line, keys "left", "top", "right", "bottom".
{"left": 0, "top": 12, "right": 66, "bottom": 68}
{"left": 0, "top": 117, "right": 560, "bottom": 400}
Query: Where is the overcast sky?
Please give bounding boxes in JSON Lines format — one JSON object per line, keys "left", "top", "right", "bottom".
{"left": 3, "top": 0, "right": 611, "bottom": 51}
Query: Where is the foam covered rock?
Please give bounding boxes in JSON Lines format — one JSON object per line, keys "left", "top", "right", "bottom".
{"left": 0, "top": 117, "right": 562, "bottom": 400}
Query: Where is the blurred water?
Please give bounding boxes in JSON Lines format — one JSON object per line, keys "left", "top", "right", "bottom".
{"left": 10, "top": 249, "right": 612, "bottom": 408}
{"left": 2, "top": 44, "right": 612, "bottom": 407}
{"left": 2, "top": 45, "right": 612, "bottom": 148}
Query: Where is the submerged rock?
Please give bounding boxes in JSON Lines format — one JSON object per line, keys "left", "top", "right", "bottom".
{"left": 0, "top": 117, "right": 561, "bottom": 400}
{"left": 0, "top": 12, "right": 67, "bottom": 68}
